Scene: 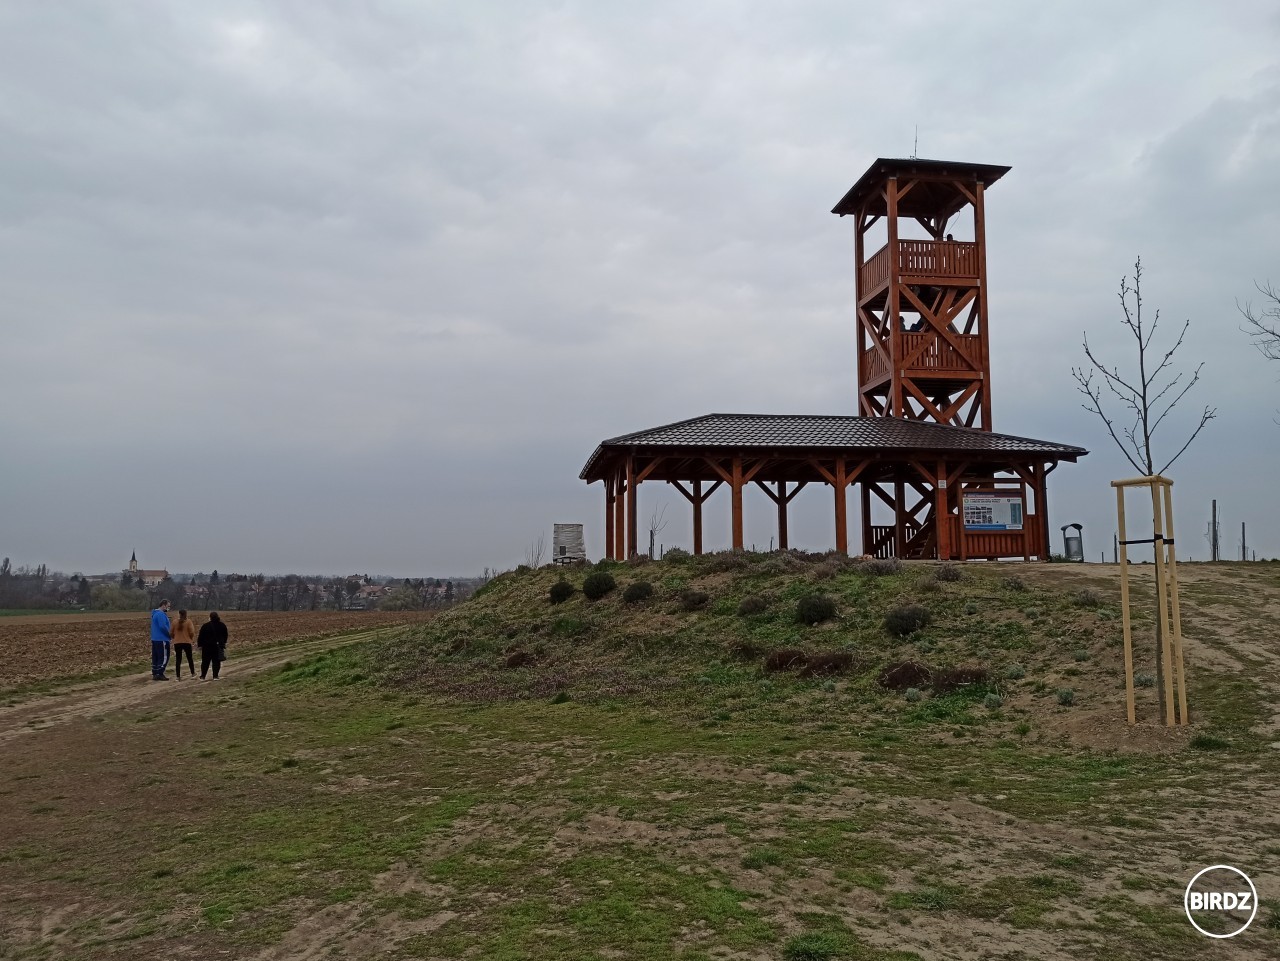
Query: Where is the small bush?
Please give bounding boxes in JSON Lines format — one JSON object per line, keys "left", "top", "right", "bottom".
{"left": 962, "top": 601, "right": 979, "bottom": 615}
{"left": 662, "top": 547, "right": 691, "bottom": 563}
{"left": 764, "top": 649, "right": 808, "bottom": 672}
{"left": 904, "top": 687, "right": 923, "bottom": 703}
{"left": 932, "top": 666, "right": 990, "bottom": 693}
{"left": 1014, "top": 721, "right": 1032, "bottom": 737}
{"left": 934, "top": 562, "right": 963, "bottom": 582}
{"left": 549, "top": 690, "right": 570, "bottom": 704}
{"left": 1072, "top": 649, "right": 1090, "bottom": 662}
{"left": 917, "top": 578, "right": 942, "bottom": 594}
{"left": 625, "top": 553, "right": 652, "bottom": 567}
{"left": 983, "top": 693, "right": 1003, "bottom": 710}
{"left": 504, "top": 650, "right": 535, "bottom": 669}
{"left": 799, "top": 650, "right": 854, "bottom": 678}
{"left": 679, "top": 589, "right": 710, "bottom": 611}
{"left": 727, "top": 640, "right": 764, "bottom": 661}
{"left": 623, "top": 581, "right": 654, "bottom": 604}
{"left": 1056, "top": 688, "right": 1075, "bottom": 706}
{"left": 883, "top": 603, "right": 931, "bottom": 637}
{"left": 878, "top": 660, "right": 932, "bottom": 690}
{"left": 1073, "top": 588, "right": 1103, "bottom": 608}
{"left": 741, "top": 848, "right": 783, "bottom": 870}
{"left": 1003, "top": 575, "right": 1027, "bottom": 592}
{"left": 796, "top": 594, "right": 837, "bottom": 626}
{"left": 864, "top": 557, "right": 902, "bottom": 576}
{"left": 700, "top": 549, "right": 751, "bottom": 573}
{"left": 582, "top": 571, "right": 617, "bottom": 600}
{"left": 1134, "top": 672, "right": 1155, "bottom": 688}
{"left": 737, "top": 594, "right": 768, "bottom": 616}
{"left": 1003, "top": 663, "right": 1026, "bottom": 680}
{"left": 548, "top": 580, "right": 575, "bottom": 605}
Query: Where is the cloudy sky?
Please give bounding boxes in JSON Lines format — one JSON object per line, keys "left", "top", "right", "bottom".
{"left": 2, "top": 1, "right": 1278, "bottom": 577}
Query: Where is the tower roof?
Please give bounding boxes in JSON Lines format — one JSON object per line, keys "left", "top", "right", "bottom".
{"left": 831, "top": 158, "right": 1011, "bottom": 219}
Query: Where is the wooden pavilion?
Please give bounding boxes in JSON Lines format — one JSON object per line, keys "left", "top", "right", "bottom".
{"left": 580, "top": 158, "right": 1089, "bottom": 560}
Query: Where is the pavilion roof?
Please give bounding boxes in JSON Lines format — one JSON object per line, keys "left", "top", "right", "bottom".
{"left": 580, "top": 413, "right": 1086, "bottom": 481}
{"left": 830, "top": 158, "right": 1011, "bottom": 219}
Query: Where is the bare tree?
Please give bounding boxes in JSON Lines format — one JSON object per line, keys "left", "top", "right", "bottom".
{"left": 1072, "top": 257, "right": 1216, "bottom": 476}
{"left": 647, "top": 503, "right": 669, "bottom": 560}
{"left": 1239, "top": 280, "right": 1280, "bottom": 362}
{"left": 525, "top": 532, "right": 546, "bottom": 568}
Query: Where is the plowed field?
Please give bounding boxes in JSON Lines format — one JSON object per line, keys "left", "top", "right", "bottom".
{"left": 0, "top": 610, "right": 436, "bottom": 690}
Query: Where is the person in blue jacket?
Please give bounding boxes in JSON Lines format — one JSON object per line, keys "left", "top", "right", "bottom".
{"left": 150, "top": 599, "right": 172, "bottom": 680}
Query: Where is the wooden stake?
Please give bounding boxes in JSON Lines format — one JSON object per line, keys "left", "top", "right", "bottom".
{"left": 1162, "top": 481, "right": 1189, "bottom": 725}
{"left": 1148, "top": 481, "right": 1176, "bottom": 726}
{"left": 1116, "top": 486, "right": 1136, "bottom": 725}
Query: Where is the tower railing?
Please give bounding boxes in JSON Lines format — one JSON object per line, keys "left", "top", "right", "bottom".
{"left": 859, "top": 239, "right": 980, "bottom": 295}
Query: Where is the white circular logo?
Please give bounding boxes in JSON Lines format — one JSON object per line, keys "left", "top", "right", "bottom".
{"left": 1184, "top": 865, "right": 1258, "bottom": 938}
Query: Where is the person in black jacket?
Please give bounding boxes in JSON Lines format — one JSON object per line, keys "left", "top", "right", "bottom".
{"left": 197, "top": 611, "right": 229, "bottom": 680}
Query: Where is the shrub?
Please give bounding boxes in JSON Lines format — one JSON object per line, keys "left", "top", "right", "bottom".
{"left": 625, "top": 553, "right": 652, "bottom": 567}
{"left": 582, "top": 571, "right": 617, "bottom": 600}
{"left": 504, "top": 650, "right": 535, "bottom": 669}
{"left": 727, "top": 640, "right": 764, "bottom": 661}
{"left": 550, "top": 690, "right": 570, "bottom": 704}
{"left": 932, "top": 666, "right": 990, "bottom": 693}
{"left": 963, "top": 601, "right": 980, "bottom": 615}
{"left": 1003, "top": 663, "right": 1026, "bottom": 680}
{"left": 878, "top": 660, "right": 932, "bottom": 690}
{"left": 1056, "top": 688, "right": 1075, "bottom": 706}
{"left": 983, "top": 693, "right": 1003, "bottom": 710}
{"left": 811, "top": 559, "right": 842, "bottom": 580}
{"left": 623, "top": 581, "right": 654, "bottom": 604}
{"left": 934, "top": 562, "right": 963, "bottom": 582}
{"left": 662, "top": 547, "right": 691, "bottom": 563}
{"left": 1072, "top": 648, "right": 1090, "bottom": 662}
{"left": 1073, "top": 588, "right": 1103, "bottom": 608}
{"left": 764, "top": 649, "right": 808, "bottom": 672}
{"left": 796, "top": 594, "right": 837, "bottom": 626}
{"left": 737, "top": 594, "right": 768, "bottom": 616}
{"left": 799, "top": 650, "right": 854, "bottom": 678}
{"left": 679, "top": 589, "right": 709, "bottom": 611}
{"left": 883, "top": 603, "right": 931, "bottom": 637}
{"left": 904, "top": 687, "right": 923, "bottom": 703}
{"left": 1002, "top": 575, "right": 1027, "bottom": 592}
{"left": 549, "top": 580, "right": 575, "bottom": 605}
{"left": 1014, "top": 721, "right": 1032, "bottom": 737}
{"left": 917, "top": 578, "right": 942, "bottom": 594}
{"left": 1189, "top": 734, "right": 1230, "bottom": 751}
{"left": 700, "top": 550, "right": 751, "bottom": 573}
{"left": 1135, "top": 672, "right": 1155, "bottom": 688}
{"left": 864, "top": 557, "right": 902, "bottom": 576}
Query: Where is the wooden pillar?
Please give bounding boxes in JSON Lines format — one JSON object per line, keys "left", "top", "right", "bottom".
{"left": 887, "top": 177, "right": 902, "bottom": 417}
{"left": 692, "top": 480, "right": 704, "bottom": 556}
{"left": 625, "top": 456, "right": 638, "bottom": 559}
{"left": 1116, "top": 487, "right": 1136, "bottom": 724}
{"left": 893, "top": 479, "right": 905, "bottom": 558}
{"left": 974, "top": 181, "right": 993, "bottom": 430}
{"left": 613, "top": 467, "right": 625, "bottom": 561}
{"left": 730, "top": 456, "right": 744, "bottom": 550}
{"left": 934, "top": 458, "right": 951, "bottom": 560}
{"left": 834, "top": 458, "right": 848, "bottom": 554}
{"left": 604, "top": 476, "right": 614, "bottom": 561}
{"left": 776, "top": 481, "right": 789, "bottom": 550}
{"left": 1035, "top": 462, "right": 1049, "bottom": 560}
{"left": 860, "top": 482, "right": 872, "bottom": 557}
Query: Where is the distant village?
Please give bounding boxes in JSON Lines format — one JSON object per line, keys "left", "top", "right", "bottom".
{"left": 0, "top": 552, "right": 487, "bottom": 612}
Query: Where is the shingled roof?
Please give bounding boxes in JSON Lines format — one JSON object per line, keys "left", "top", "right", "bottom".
{"left": 580, "top": 413, "right": 1086, "bottom": 480}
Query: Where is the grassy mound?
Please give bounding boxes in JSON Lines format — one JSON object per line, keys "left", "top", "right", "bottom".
{"left": 379, "top": 550, "right": 1148, "bottom": 735}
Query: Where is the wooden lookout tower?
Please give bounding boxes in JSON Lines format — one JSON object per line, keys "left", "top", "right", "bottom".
{"left": 581, "top": 157, "right": 1087, "bottom": 562}
{"left": 832, "top": 158, "right": 1009, "bottom": 431}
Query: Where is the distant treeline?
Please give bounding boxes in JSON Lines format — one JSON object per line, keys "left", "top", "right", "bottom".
{"left": 0, "top": 558, "right": 485, "bottom": 612}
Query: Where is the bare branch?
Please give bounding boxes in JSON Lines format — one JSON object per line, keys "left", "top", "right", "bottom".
{"left": 1238, "top": 280, "right": 1280, "bottom": 362}
{"left": 1158, "top": 406, "right": 1217, "bottom": 474}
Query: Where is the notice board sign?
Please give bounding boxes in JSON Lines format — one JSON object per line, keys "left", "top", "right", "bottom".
{"left": 963, "top": 493, "right": 1024, "bottom": 530}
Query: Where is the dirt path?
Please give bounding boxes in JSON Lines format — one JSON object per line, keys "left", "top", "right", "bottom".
{"left": 0, "top": 628, "right": 389, "bottom": 744}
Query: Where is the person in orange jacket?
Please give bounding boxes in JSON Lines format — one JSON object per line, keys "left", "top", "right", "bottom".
{"left": 171, "top": 609, "right": 196, "bottom": 679}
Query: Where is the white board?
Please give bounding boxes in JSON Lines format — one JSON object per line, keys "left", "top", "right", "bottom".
{"left": 962, "top": 493, "right": 1024, "bottom": 530}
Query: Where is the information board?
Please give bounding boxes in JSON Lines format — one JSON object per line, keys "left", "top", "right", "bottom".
{"left": 962, "top": 493, "right": 1024, "bottom": 530}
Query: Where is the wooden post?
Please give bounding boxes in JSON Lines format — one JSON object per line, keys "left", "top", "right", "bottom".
{"left": 886, "top": 177, "right": 902, "bottom": 417}
{"left": 893, "top": 479, "right": 905, "bottom": 558}
{"left": 1162, "top": 482, "right": 1189, "bottom": 725}
{"left": 934, "top": 458, "right": 950, "bottom": 560}
{"left": 692, "top": 480, "right": 704, "bottom": 556}
{"left": 860, "top": 482, "right": 872, "bottom": 558}
{"left": 834, "top": 458, "right": 848, "bottom": 554}
{"left": 613, "top": 468, "right": 625, "bottom": 561}
{"left": 730, "top": 456, "right": 744, "bottom": 550}
{"left": 1116, "top": 486, "right": 1136, "bottom": 725}
{"left": 625, "top": 457, "right": 638, "bottom": 559}
{"left": 604, "top": 476, "right": 614, "bottom": 561}
{"left": 777, "top": 481, "right": 788, "bottom": 550}
{"left": 974, "top": 181, "right": 992, "bottom": 430}
{"left": 1148, "top": 481, "right": 1176, "bottom": 726}
{"left": 1035, "top": 462, "right": 1050, "bottom": 561}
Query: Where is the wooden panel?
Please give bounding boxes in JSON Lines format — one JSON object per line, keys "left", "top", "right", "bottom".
{"left": 897, "top": 239, "right": 979, "bottom": 278}
{"left": 899, "top": 331, "right": 981, "bottom": 372}
{"left": 860, "top": 243, "right": 891, "bottom": 294}
{"left": 948, "top": 514, "right": 1044, "bottom": 560}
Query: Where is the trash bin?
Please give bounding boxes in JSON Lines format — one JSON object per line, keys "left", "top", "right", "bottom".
{"left": 1060, "top": 523, "right": 1084, "bottom": 563}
